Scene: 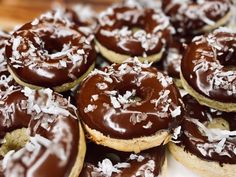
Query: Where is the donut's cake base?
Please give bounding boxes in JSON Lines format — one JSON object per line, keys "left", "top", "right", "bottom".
{"left": 69, "top": 123, "right": 87, "bottom": 177}
{"left": 95, "top": 40, "right": 164, "bottom": 64}
{"left": 8, "top": 63, "right": 95, "bottom": 92}
{"left": 180, "top": 72, "right": 236, "bottom": 112}
{"left": 168, "top": 142, "right": 236, "bottom": 177}
{"left": 83, "top": 123, "right": 171, "bottom": 153}
{"left": 173, "top": 78, "right": 182, "bottom": 88}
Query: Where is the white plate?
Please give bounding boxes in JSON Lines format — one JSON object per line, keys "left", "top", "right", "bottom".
{"left": 167, "top": 152, "right": 201, "bottom": 177}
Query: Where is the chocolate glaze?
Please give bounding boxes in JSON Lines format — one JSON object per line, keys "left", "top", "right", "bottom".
{"left": 96, "top": 3, "right": 173, "bottom": 56}
{"left": 177, "top": 94, "right": 236, "bottom": 164}
{"left": 181, "top": 30, "right": 236, "bottom": 103}
{"left": 80, "top": 142, "right": 165, "bottom": 177}
{"left": 5, "top": 12, "right": 96, "bottom": 88}
{"left": 77, "top": 59, "right": 183, "bottom": 139}
{"left": 0, "top": 76, "right": 80, "bottom": 176}
{"left": 162, "top": 0, "right": 232, "bottom": 36}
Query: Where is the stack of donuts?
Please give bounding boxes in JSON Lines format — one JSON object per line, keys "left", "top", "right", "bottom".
{"left": 0, "top": 0, "right": 235, "bottom": 177}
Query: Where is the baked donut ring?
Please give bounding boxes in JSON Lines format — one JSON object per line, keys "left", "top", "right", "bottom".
{"left": 181, "top": 28, "right": 236, "bottom": 112}
{"left": 80, "top": 142, "right": 167, "bottom": 177}
{"left": 5, "top": 12, "right": 96, "bottom": 92}
{"left": 77, "top": 58, "right": 184, "bottom": 153}
{"left": 95, "top": 3, "right": 174, "bottom": 63}
{"left": 0, "top": 79, "right": 86, "bottom": 177}
{"left": 169, "top": 94, "right": 236, "bottom": 177}
{"left": 162, "top": 0, "right": 232, "bottom": 35}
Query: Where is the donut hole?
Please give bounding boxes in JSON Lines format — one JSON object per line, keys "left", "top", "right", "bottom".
{"left": 0, "top": 128, "right": 29, "bottom": 157}
{"left": 217, "top": 51, "right": 236, "bottom": 69}
{"left": 215, "top": 36, "right": 236, "bottom": 67}
{"left": 41, "top": 36, "right": 64, "bottom": 54}
{"left": 116, "top": 87, "right": 144, "bottom": 105}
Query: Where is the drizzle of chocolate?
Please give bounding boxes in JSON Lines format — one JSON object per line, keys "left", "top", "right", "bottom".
{"left": 96, "top": 3, "right": 173, "bottom": 56}
{"left": 0, "top": 77, "right": 80, "bottom": 177}
{"left": 5, "top": 12, "right": 96, "bottom": 88}
{"left": 162, "top": 0, "right": 232, "bottom": 36}
{"left": 77, "top": 58, "right": 183, "bottom": 139}
{"left": 79, "top": 142, "right": 165, "bottom": 177}
{"left": 181, "top": 29, "right": 236, "bottom": 103}
{"left": 177, "top": 94, "right": 236, "bottom": 164}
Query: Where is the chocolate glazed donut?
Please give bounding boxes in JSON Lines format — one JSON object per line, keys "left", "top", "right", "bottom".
{"left": 162, "top": 0, "right": 232, "bottom": 35}
{"left": 178, "top": 94, "right": 236, "bottom": 164}
{"left": 5, "top": 12, "right": 96, "bottom": 92}
{"left": 77, "top": 58, "right": 183, "bottom": 152}
{"left": 80, "top": 142, "right": 166, "bottom": 177}
{"left": 169, "top": 94, "right": 236, "bottom": 177}
{"left": 181, "top": 28, "right": 236, "bottom": 111}
{"left": 0, "top": 77, "right": 85, "bottom": 177}
{"left": 96, "top": 3, "right": 173, "bottom": 58}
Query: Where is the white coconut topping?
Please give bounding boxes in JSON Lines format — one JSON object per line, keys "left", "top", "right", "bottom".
{"left": 170, "top": 106, "right": 181, "bottom": 118}
{"left": 129, "top": 154, "right": 145, "bottom": 162}
{"left": 84, "top": 104, "right": 97, "bottom": 113}
{"left": 95, "top": 158, "right": 130, "bottom": 176}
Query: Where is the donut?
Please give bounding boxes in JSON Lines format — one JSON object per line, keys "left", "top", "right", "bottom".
{"left": 169, "top": 94, "right": 236, "bottom": 177}
{"left": 162, "top": 0, "right": 232, "bottom": 35}
{"left": 95, "top": 3, "right": 174, "bottom": 63}
{"left": 80, "top": 142, "right": 167, "bottom": 177}
{"left": 0, "top": 77, "right": 86, "bottom": 176}
{"left": 5, "top": 12, "right": 96, "bottom": 93}
{"left": 181, "top": 28, "right": 236, "bottom": 112}
{"left": 76, "top": 58, "right": 184, "bottom": 153}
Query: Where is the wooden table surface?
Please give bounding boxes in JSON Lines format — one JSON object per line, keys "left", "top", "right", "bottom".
{"left": 0, "top": 0, "right": 121, "bottom": 30}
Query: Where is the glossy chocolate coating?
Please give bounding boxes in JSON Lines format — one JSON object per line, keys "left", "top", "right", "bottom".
{"left": 5, "top": 12, "right": 96, "bottom": 88}
{"left": 162, "top": 0, "right": 232, "bottom": 36}
{"left": 80, "top": 142, "right": 165, "bottom": 177}
{"left": 177, "top": 94, "right": 236, "bottom": 164}
{"left": 0, "top": 77, "right": 80, "bottom": 176}
{"left": 96, "top": 4, "right": 173, "bottom": 56}
{"left": 77, "top": 59, "right": 183, "bottom": 139}
{"left": 181, "top": 30, "right": 236, "bottom": 103}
